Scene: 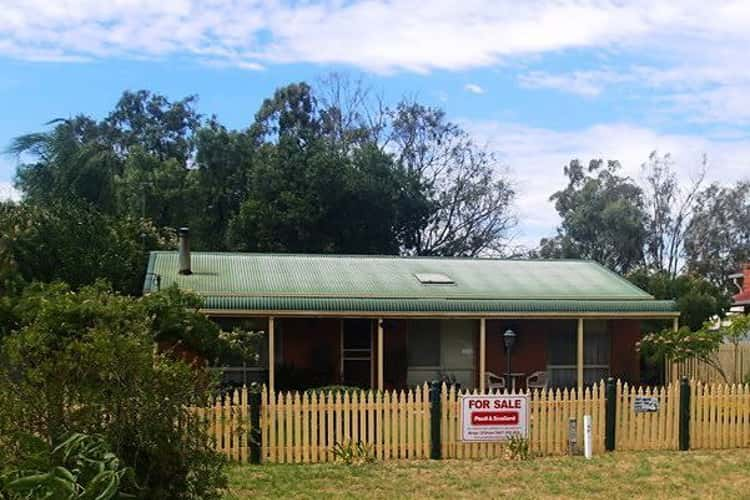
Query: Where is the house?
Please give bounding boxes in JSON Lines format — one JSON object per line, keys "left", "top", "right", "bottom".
{"left": 730, "top": 263, "right": 750, "bottom": 314}
{"left": 143, "top": 229, "right": 679, "bottom": 392}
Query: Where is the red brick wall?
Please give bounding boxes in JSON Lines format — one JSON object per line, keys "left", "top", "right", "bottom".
{"left": 609, "top": 319, "right": 641, "bottom": 384}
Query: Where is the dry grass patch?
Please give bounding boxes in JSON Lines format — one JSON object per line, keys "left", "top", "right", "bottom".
{"left": 226, "top": 449, "right": 750, "bottom": 499}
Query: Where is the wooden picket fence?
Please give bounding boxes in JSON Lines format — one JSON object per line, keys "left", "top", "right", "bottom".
{"left": 261, "top": 385, "right": 431, "bottom": 463}
{"left": 195, "top": 380, "right": 750, "bottom": 463}
{"left": 670, "top": 344, "right": 750, "bottom": 384}
{"left": 441, "top": 382, "right": 605, "bottom": 457}
{"left": 614, "top": 381, "right": 679, "bottom": 450}
{"left": 690, "top": 382, "right": 750, "bottom": 449}
{"left": 195, "top": 386, "right": 251, "bottom": 461}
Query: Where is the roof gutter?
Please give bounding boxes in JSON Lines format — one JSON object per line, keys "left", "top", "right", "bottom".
{"left": 200, "top": 308, "right": 680, "bottom": 319}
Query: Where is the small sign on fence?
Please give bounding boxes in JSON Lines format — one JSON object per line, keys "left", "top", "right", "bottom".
{"left": 633, "top": 396, "right": 659, "bottom": 413}
{"left": 460, "top": 394, "right": 529, "bottom": 442}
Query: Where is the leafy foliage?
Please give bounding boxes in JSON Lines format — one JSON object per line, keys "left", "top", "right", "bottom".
{"left": 331, "top": 441, "right": 376, "bottom": 466}
{"left": 539, "top": 159, "right": 647, "bottom": 273}
{"left": 0, "top": 283, "right": 229, "bottom": 499}
{"left": 684, "top": 181, "right": 750, "bottom": 289}
{"left": 638, "top": 324, "right": 727, "bottom": 381}
{"left": 227, "top": 83, "right": 430, "bottom": 254}
{"left": 627, "top": 269, "right": 730, "bottom": 331}
{"left": 9, "top": 82, "right": 516, "bottom": 257}
{"left": 505, "top": 434, "right": 532, "bottom": 461}
{"left": 1, "top": 433, "right": 137, "bottom": 500}
{"left": 0, "top": 201, "right": 173, "bottom": 296}
{"left": 718, "top": 314, "right": 750, "bottom": 345}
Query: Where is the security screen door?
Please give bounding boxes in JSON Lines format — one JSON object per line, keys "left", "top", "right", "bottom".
{"left": 341, "top": 319, "right": 373, "bottom": 388}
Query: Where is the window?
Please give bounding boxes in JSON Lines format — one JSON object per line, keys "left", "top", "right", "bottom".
{"left": 407, "top": 320, "right": 441, "bottom": 367}
{"left": 547, "top": 320, "right": 610, "bottom": 387}
{"left": 414, "top": 273, "right": 455, "bottom": 285}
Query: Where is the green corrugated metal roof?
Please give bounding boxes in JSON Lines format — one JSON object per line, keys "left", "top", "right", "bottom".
{"left": 144, "top": 252, "right": 678, "bottom": 315}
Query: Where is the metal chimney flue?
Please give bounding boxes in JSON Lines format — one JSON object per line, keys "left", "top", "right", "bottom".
{"left": 178, "top": 227, "right": 192, "bottom": 275}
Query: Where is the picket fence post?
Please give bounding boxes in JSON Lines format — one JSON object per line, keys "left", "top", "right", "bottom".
{"left": 248, "top": 386, "right": 262, "bottom": 464}
{"left": 679, "top": 376, "right": 691, "bottom": 451}
{"left": 429, "top": 381, "right": 442, "bottom": 459}
{"left": 605, "top": 377, "right": 616, "bottom": 451}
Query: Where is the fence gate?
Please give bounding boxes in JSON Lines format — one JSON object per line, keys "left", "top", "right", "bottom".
{"left": 614, "top": 381, "right": 679, "bottom": 450}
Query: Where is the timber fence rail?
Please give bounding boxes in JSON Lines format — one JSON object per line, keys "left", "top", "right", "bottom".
{"left": 194, "top": 378, "right": 750, "bottom": 463}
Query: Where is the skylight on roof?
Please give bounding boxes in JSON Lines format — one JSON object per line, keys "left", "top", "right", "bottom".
{"left": 415, "top": 272, "right": 455, "bottom": 285}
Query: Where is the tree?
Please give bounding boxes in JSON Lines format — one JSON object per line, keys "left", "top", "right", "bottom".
{"left": 540, "top": 159, "right": 647, "bottom": 273}
{"left": 227, "top": 82, "right": 429, "bottom": 254}
{"left": 718, "top": 314, "right": 750, "bottom": 382}
{"left": 627, "top": 268, "right": 731, "bottom": 331}
{"left": 684, "top": 181, "right": 750, "bottom": 289}
{"left": 115, "top": 147, "right": 194, "bottom": 228}
{"left": 640, "top": 151, "right": 705, "bottom": 278}
{"left": 639, "top": 323, "right": 728, "bottom": 382}
{"left": 190, "top": 120, "right": 255, "bottom": 250}
{"left": 0, "top": 201, "right": 172, "bottom": 296}
{"left": 9, "top": 82, "right": 516, "bottom": 258}
{"left": 387, "top": 102, "right": 515, "bottom": 256}
{"left": 102, "top": 90, "right": 201, "bottom": 164}
{"left": 315, "top": 72, "right": 387, "bottom": 153}
{"left": 10, "top": 90, "right": 201, "bottom": 228}
{"left": 11, "top": 117, "right": 119, "bottom": 212}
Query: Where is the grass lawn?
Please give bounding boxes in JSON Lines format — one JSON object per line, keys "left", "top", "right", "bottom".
{"left": 226, "top": 449, "right": 750, "bottom": 499}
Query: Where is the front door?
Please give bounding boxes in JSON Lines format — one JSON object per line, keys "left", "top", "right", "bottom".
{"left": 341, "top": 319, "right": 373, "bottom": 388}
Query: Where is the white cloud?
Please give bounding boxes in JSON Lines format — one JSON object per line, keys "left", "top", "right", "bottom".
{"left": 4, "top": 2, "right": 750, "bottom": 124}
{"left": 465, "top": 120, "right": 750, "bottom": 248}
{"left": 519, "top": 64, "right": 750, "bottom": 124}
{"left": 518, "top": 70, "right": 629, "bottom": 97}
{"left": 464, "top": 83, "right": 484, "bottom": 95}
{"left": 0, "top": 1, "right": 746, "bottom": 73}
{"left": 0, "top": 182, "right": 21, "bottom": 202}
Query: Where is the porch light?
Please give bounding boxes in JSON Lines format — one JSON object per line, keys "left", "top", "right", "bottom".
{"left": 503, "top": 329, "right": 517, "bottom": 349}
{"left": 503, "top": 329, "right": 517, "bottom": 391}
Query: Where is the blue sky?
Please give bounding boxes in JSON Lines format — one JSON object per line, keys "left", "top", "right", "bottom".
{"left": 2, "top": 1, "right": 750, "bottom": 247}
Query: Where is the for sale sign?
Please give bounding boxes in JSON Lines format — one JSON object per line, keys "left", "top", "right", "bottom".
{"left": 460, "top": 394, "right": 529, "bottom": 442}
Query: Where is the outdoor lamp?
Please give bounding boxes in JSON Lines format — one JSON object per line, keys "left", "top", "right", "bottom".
{"left": 503, "top": 328, "right": 517, "bottom": 350}
{"left": 503, "top": 329, "right": 517, "bottom": 390}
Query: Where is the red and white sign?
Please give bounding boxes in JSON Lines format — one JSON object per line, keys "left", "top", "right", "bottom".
{"left": 460, "top": 394, "right": 529, "bottom": 442}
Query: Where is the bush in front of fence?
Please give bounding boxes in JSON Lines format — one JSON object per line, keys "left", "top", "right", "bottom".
{"left": 506, "top": 434, "right": 532, "bottom": 461}
{"left": 0, "top": 283, "right": 228, "bottom": 499}
{"left": 331, "top": 441, "right": 377, "bottom": 465}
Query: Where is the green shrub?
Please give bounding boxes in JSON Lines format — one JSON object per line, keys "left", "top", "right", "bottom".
{"left": 0, "top": 283, "right": 228, "bottom": 499}
{"left": 506, "top": 434, "right": 531, "bottom": 461}
{"left": 331, "top": 441, "right": 376, "bottom": 466}
{"left": 1, "top": 433, "right": 137, "bottom": 499}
